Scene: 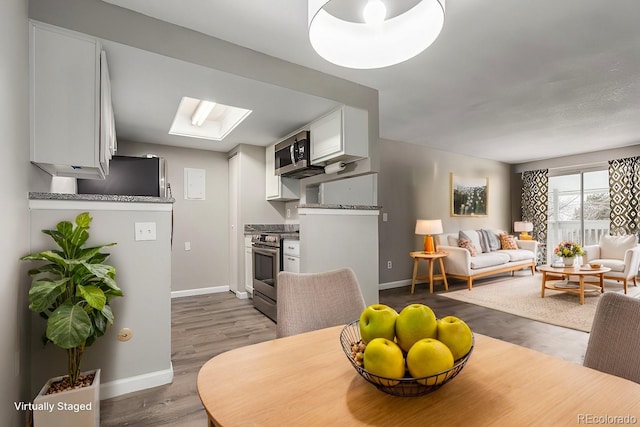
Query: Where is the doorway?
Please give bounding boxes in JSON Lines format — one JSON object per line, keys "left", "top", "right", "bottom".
{"left": 547, "top": 169, "right": 610, "bottom": 262}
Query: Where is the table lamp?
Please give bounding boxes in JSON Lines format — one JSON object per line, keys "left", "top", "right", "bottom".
{"left": 415, "top": 219, "right": 443, "bottom": 254}
{"left": 514, "top": 221, "right": 533, "bottom": 240}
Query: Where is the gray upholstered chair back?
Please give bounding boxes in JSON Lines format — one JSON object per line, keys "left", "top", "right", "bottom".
{"left": 276, "top": 268, "right": 366, "bottom": 338}
{"left": 584, "top": 292, "right": 640, "bottom": 384}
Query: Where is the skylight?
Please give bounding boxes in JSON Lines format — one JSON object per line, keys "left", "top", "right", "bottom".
{"left": 169, "top": 96, "right": 252, "bottom": 141}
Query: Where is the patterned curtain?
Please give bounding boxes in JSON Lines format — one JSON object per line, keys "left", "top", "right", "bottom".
{"left": 522, "top": 169, "right": 549, "bottom": 264}
{"left": 609, "top": 156, "right": 640, "bottom": 237}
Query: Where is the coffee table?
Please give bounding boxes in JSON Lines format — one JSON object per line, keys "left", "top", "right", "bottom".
{"left": 538, "top": 264, "right": 611, "bottom": 304}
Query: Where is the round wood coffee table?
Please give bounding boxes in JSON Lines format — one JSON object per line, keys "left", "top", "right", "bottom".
{"left": 538, "top": 265, "right": 611, "bottom": 304}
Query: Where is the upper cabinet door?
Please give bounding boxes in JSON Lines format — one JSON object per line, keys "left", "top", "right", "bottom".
{"left": 310, "top": 106, "right": 368, "bottom": 165}
{"left": 30, "top": 21, "right": 114, "bottom": 179}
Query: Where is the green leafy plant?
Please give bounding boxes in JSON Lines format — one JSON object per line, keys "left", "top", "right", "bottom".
{"left": 21, "top": 212, "right": 122, "bottom": 386}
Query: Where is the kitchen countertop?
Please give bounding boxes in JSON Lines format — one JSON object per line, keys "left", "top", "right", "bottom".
{"left": 244, "top": 224, "right": 300, "bottom": 239}
{"left": 29, "top": 192, "right": 175, "bottom": 204}
{"left": 296, "top": 204, "right": 381, "bottom": 210}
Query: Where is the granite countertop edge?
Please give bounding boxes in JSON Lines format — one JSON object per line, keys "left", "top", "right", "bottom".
{"left": 29, "top": 192, "right": 175, "bottom": 204}
{"left": 296, "top": 204, "right": 382, "bottom": 210}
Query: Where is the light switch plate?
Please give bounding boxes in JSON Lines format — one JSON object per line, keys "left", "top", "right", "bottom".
{"left": 135, "top": 222, "right": 157, "bottom": 241}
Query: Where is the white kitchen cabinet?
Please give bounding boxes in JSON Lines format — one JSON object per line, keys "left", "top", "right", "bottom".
{"left": 29, "top": 21, "right": 116, "bottom": 179}
{"left": 283, "top": 239, "right": 300, "bottom": 273}
{"left": 310, "top": 106, "right": 368, "bottom": 165}
{"left": 245, "top": 236, "right": 253, "bottom": 294}
{"left": 265, "top": 143, "right": 300, "bottom": 201}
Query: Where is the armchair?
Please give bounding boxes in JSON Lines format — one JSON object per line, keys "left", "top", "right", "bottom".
{"left": 583, "top": 234, "right": 640, "bottom": 294}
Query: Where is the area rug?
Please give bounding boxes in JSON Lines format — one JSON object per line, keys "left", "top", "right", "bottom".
{"left": 440, "top": 273, "right": 640, "bottom": 332}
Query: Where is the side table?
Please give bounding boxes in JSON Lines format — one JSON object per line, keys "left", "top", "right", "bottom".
{"left": 409, "top": 251, "right": 449, "bottom": 294}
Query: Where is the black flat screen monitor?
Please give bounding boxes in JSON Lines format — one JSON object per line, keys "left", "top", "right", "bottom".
{"left": 77, "top": 156, "right": 161, "bottom": 197}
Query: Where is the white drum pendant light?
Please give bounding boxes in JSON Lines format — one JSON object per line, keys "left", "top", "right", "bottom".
{"left": 308, "top": 0, "right": 445, "bottom": 69}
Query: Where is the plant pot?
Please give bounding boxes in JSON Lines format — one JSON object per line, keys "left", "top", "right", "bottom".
{"left": 32, "top": 369, "right": 100, "bottom": 427}
{"left": 563, "top": 257, "right": 575, "bottom": 267}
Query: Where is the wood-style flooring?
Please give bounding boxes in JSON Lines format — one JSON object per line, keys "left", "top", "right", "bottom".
{"left": 100, "top": 274, "right": 589, "bottom": 426}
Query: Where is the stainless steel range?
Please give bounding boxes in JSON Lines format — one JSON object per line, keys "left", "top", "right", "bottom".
{"left": 251, "top": 233, "right": 283, "bottom": 322}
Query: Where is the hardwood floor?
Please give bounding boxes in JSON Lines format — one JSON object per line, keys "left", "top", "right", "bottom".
{"left": 100, "top": 275, "right": 589, "bottom": 425}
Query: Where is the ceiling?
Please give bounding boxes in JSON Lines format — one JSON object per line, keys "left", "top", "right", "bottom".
{"left": 101, "top": 0, "right": 640, "bottom": 164}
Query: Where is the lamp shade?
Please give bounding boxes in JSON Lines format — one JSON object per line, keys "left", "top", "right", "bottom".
{"left": 308, "top": 0, "right": 446, "bottom": 69}
{"left": 513, "top": 221, "right": 533, "bottom": 232}
{"left": 415, "top": 219, "right": 443, "bottom": 235}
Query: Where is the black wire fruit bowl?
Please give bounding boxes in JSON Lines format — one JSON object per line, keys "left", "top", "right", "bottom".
{"left": 340, "top": 320, "right": 474, "bottom": 397}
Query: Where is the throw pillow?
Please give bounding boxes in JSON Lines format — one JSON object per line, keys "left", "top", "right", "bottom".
{"left": 499, "top": 233, "right": 518, "bottom": 250}
{"left": 459, "top": 238, "right": 477, "bottom": 256}
{"left": 599, "top": 234, "right": 638, "bottom": 259}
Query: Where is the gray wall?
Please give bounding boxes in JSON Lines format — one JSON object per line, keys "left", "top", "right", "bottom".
{"left": 378, "top": 139, "right": 512, "bottom": 285}
{"left": 28, "top": 205, "right": 172, "bottom": 398}
{"left": 117, "top": 140, "right": 231, "bottom": 292}
{"left": 1, "top": 0, "right": 30, "bottom": 424}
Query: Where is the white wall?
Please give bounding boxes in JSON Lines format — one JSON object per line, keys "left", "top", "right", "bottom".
{"left": 1, "top": 0, "right": 30, "bottom": 424}
{"left": 378, "top": 139, "right": 512, "bottom": 285}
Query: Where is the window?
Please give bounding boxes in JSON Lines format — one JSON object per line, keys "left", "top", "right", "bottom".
{"left": 547, "top": 169, "right": 610, "bottom": 261}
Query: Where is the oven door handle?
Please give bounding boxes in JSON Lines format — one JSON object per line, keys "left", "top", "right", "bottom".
{"left": 252, "top": 246, "right": 278, "bottom": 256}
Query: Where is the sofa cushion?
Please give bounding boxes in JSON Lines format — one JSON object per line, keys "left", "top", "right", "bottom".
{"left": 499, "top": 233, "right": 518, "bottom": 250}
{"left": 459, "top": 238, "right": 478, "bottom": 256}
{"left": 599, "top": 235, "right": 638, "bottom": 260}
{"left": 590, "top": 258, "right": 626, "bottom": 273}
{"left": 470, "top": 252, "right": 511, "bottom": 269}
{"left": 496, "top": 249, "right": 534, "bottom": 262}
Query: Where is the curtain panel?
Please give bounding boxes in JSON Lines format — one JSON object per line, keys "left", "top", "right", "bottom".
{"left": 609, "top": 156, "right": 640, "bottom": 237}
{"left": 522, "top": 169, "right": 549, "bottom": 264}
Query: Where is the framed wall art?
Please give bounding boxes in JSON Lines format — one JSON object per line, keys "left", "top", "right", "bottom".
{"left": 450, "top": 173, "right": 488, "bottom": 217}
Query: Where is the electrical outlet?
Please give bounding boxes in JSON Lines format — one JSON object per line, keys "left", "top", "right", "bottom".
{"left": 134, "top": 222, "right": 156, "bottom": 241}
{"left": 184, "top": 241, "right": 191, "bottom": 251}
{"left": 387, "top": 260, "right": 393, "bottom": 269}
{"left": 382, "top": 212, "right": 388, "bottom": 222}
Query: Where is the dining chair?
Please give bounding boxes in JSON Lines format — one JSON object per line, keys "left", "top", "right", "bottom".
{"left": 583, "top": 292, "right": 640, "bottom": 384}
{"left": 276, "top": 267, "right": 366, "bottom": 338}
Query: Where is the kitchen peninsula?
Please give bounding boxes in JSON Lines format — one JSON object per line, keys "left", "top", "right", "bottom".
{"left": 27, "top": 192, "right": 174, "bottom": 400}
{"left": 298, "top": 204, "right": 380, "bottom": 306}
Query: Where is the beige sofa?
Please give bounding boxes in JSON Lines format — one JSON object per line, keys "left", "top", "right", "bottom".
{"left": 436, "top": 229, "right": 538, "bottom": 290}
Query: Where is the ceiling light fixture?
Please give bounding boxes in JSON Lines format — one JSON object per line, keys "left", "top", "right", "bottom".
{"left": 362, "top": 0, "right": 387, "bottom": 24}
{"left": 308, "top": 0, "right": 445, "bottom": 69}
{"left": 191, "top": 100, "right": 216, "bottom": 127}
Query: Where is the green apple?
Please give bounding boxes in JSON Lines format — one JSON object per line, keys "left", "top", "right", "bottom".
{"left": 395, "top": 303, "right": 438, "bottom": 352}
{"left": 359, "top": 304, "right": 399, "bottom": 344}
{"left": 406, "top": 338, "right": 454, "bottom": 386}
{"left": 363, "top": 338, "right": 405, "bottom": 386}
{"left": 437, "top": 315, "right": 474, "bottom": 360}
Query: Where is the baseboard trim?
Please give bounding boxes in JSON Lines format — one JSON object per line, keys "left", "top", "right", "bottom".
{"left": 171, "top": 285, "right": 230, "bottom": 298}
{"left": 379, "top": 279, "right": 411, "bottom": 290}
{"left": 100, "top": 363, "right": 174, "bottom": 400}
{"left": 235, "top": 291, "right": 250, "bottom": 299}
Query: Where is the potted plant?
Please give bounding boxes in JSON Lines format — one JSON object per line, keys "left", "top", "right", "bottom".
{"left": 554, "top": 240, "right": 585, "bottom": 266}
{"left": 21, "top": 212, "right": 122, "bottom": 426}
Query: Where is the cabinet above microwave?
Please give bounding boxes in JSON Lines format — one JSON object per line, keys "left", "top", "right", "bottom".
{"left": 274, "top": 131, "right": 325, "bottom": 179}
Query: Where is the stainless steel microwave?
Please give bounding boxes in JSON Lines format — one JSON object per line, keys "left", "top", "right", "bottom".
{"left": 274, "top": 131, "right": 324, "bottom": 179}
